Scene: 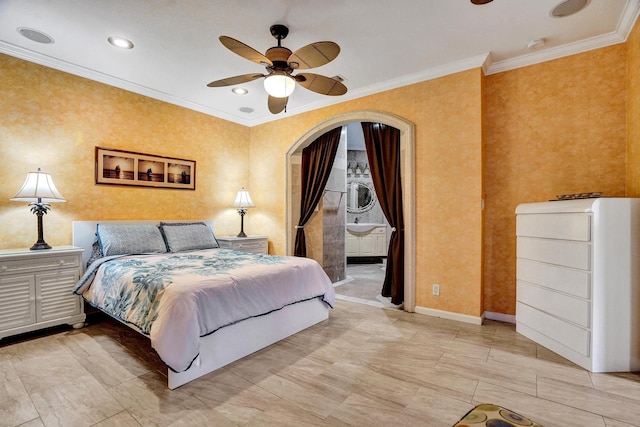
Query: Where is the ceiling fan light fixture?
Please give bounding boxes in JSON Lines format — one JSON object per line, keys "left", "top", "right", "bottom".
{"left": 264, "top": 73, "right": 295, "bottom": 98}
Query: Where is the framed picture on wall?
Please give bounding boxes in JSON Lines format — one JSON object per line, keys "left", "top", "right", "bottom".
{"left": 95, "top": 147, "right": 195, "bottom": 190}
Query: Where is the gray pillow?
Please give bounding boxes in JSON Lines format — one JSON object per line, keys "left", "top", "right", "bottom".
{"left": 97, "top": 224, "right": 167, "bottom": 256}
{"left": 160, "top": 222, "right": 219, "bottom": 252}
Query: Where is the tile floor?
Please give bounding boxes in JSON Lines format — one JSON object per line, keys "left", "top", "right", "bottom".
{"left": 2, "top": 299, "right": 640, "bottom": 426}
{"left": 334, "top": 261, "right": 397, "bottom": 308}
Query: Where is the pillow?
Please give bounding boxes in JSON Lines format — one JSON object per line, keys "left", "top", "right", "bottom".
{"left": 160, "top": 222, "right": 219, "bottom": 253}
{"left": 97, "top": 223, "right": 167, "bottom": 256}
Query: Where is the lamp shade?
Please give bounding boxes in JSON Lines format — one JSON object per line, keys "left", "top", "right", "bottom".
{"left": 263, "top": 73, "right": 295, "bottom": 98}
{"left": 11, "top": 169, "right": 66, "bottom": 203}
{"left": 232, "top": 187, "right": 255, "bottom": 208}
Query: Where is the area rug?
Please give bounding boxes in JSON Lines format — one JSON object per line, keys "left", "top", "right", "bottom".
{"left": 453, "top": 404, "right": 543, "bottom": 426}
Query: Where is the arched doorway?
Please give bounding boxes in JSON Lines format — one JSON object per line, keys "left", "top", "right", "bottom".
{"left": 285, "top": 111, "right": 416, "bottom": 312}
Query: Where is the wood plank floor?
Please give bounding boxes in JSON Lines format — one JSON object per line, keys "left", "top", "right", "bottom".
{"left": 1, "top": 300, "right": 640, "bottom": 426}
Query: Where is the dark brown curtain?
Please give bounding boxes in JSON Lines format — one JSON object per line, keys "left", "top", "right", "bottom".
{"left": 294, "top": 126, "right": 342, "bottom": 257}
{"left": 361, "top": 122, "right": 404, "bottom": 304}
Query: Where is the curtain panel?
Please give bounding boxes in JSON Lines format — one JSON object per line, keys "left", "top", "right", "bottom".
{"left": 294, "top": 126, "right": 342, "bottom": 257}
{"left": 361, "top": 122, "right": 404, "bottom": 304}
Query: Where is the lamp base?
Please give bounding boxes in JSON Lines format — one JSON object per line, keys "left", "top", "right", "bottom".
{"left": 30, "top": 241, "right": 51, "bottom": 250}
{"left": 31, "top": 209, "right": 51, "bottom": 250}
{"left": 237, "top": 208, "right": 248, "bottom": 238}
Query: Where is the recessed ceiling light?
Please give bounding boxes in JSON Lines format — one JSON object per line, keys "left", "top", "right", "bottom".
{"left": 550, "top": 0, "right": 590, "bottom": 17}
{"left": 17, "top": 27, "right": 54, "bottom": 44}
{"left": 232, "top": 87, "right": 248, "bottom": 95}
{"left": 107, "top": 36, "right": 134, "bottom": 49}
{"left": 239, "top": 107, "right": 254, "bottom": 113}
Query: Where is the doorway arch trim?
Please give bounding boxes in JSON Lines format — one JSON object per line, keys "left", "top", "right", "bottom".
{"left": 285, "top": 110, "right": 416, "bottom": 312}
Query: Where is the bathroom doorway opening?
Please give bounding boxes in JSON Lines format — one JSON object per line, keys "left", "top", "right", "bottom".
{"left": 335, "top": 122, "right": 395, "bottom": 308}
{"left": 285, "top": 111, "right": 416, "bottom": 313}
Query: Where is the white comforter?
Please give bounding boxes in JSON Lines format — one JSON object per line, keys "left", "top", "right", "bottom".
{"left": 73, "top": 249, "right": 335, "bottom": 372}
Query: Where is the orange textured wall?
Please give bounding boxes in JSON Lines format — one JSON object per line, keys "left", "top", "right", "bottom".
{"left": 628, "top": 19, "right": 640, "bottom": 196}
{"left": 250, "top": 69, "right": 484, "bottom": 317}
{"left": 483, "top": 45, "right": 627, "bottom": 315}
{"left": 0, "top": 54, "right": 250, "bottom": 249}
{"left": 3, "top": 36, "right": 632, "bottom": 320}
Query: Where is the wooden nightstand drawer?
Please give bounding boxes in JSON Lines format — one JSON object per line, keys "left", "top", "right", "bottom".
{"left": 231, "top": 240, "right": 267, "bottom": 252}
{"left": 217, "top": 236, "right": 268, "bottom": 255}
{"left": 0, "top": 254, "right": 80, "bottom": 275}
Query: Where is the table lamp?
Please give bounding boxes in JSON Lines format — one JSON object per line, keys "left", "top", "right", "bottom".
{"left": 11, "top": 168, "right": 66, "bottom": 250}
{"left": 232, "top": 187, "right": 254, "bottom": 238}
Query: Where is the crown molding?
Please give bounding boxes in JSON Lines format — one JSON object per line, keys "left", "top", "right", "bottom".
{"left": 245, "top": 53, "right": 492, "bottom": 127}
{"left": 486, "top": 0, "right": 640, "bottom": 75}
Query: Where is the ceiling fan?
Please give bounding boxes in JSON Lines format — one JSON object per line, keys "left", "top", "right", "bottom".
{"left": 207, "top": 24, "right": 348, "bottom": 114}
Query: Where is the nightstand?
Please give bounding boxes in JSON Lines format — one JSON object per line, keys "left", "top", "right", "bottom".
{"left": 216, "top": 236, "right": 268, "bottom": 254}
{"left": 0, "top": 246, "right": 86, "bottom": 340}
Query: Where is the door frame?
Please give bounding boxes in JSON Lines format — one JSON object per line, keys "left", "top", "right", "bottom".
{"left": 285, "top": 111, "right": 416, "bottom": 312}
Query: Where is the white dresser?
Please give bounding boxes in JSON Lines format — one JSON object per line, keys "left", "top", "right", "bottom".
{"left": 0, "top": 246, "right": 85, "bottom": 340}
{"left": 216, "top": 236, "right": 268, "bottom": 254}
{"left": 515, "top": 198, "right": 640, "bottom": 372}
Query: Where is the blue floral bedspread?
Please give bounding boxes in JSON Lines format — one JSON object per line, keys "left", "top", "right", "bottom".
{"left": 73, "top": 249, "right": 335, "bottom": 372}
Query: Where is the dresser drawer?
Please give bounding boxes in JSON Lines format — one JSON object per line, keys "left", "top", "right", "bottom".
{"left": 517, "top": 258, "right": 591, "bottom": 299}
{"left": 517, "top": 302, "right": 590, "bottom": 357}
{"left": 517, "top": 237, "right": 590, "bottom": 270}
{"left": 0, "top": 255, "right": 80, "bottom": 275}
{"left": 517, "top": 281, "right": 590, "bottom": 328}
{"left": 517, "top": 213, "right": 591, "bottom": 241}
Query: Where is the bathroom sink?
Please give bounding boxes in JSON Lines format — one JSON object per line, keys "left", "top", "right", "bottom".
{"left": 347, "top": 223, "right": 385, "bottom": 233}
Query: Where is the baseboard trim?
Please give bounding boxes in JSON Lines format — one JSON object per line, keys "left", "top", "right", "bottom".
{"left": 484, "top": 311, "right": 516, "bottom": 324}
{"left": 414, "top": 306, "right": 484, "bottom": 325}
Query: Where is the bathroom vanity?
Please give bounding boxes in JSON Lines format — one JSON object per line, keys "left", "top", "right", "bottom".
{"left": 346, "top": 223, "right": 388, "bottom": 257}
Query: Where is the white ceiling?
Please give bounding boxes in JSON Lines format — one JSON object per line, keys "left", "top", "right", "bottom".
{"left": 1, "top": 0, "right": 638, "bottom": 127}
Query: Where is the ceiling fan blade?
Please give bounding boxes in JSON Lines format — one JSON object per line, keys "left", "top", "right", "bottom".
{"left": 219, "top": 36, "right": 273, "bottom": 66}
{"left": 295, "top": 73, "right": 347, "bottom": 96}
{"left": 288, "top": 42, "right": 340, "bottom": 69}
{"left": 207, "top": 73, "right": 264, "bottom": 87}
{"left": 268, "top": 96, "right": 288, "bottom": 114}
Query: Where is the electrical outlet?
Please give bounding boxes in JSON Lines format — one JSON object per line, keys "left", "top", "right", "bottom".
{"left": 432, "top": 284, "right": 440, "bottom": 296}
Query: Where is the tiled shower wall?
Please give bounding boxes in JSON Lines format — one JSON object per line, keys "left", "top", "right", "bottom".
{"left": 322, "top": 129, "right": 347, "bottom": 282}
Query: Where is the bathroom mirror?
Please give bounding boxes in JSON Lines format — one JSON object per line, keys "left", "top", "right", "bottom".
{"left": 347, "top": 181, "right": 376, "bottom": 213}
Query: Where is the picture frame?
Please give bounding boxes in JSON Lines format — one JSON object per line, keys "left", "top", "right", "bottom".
{"left": 95, "top": 147, "right": 195, "bottom": 190}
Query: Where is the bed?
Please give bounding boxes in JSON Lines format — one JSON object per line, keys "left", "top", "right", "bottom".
{"left": 72, "top": 220, "right": 334, "bottom": 389}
